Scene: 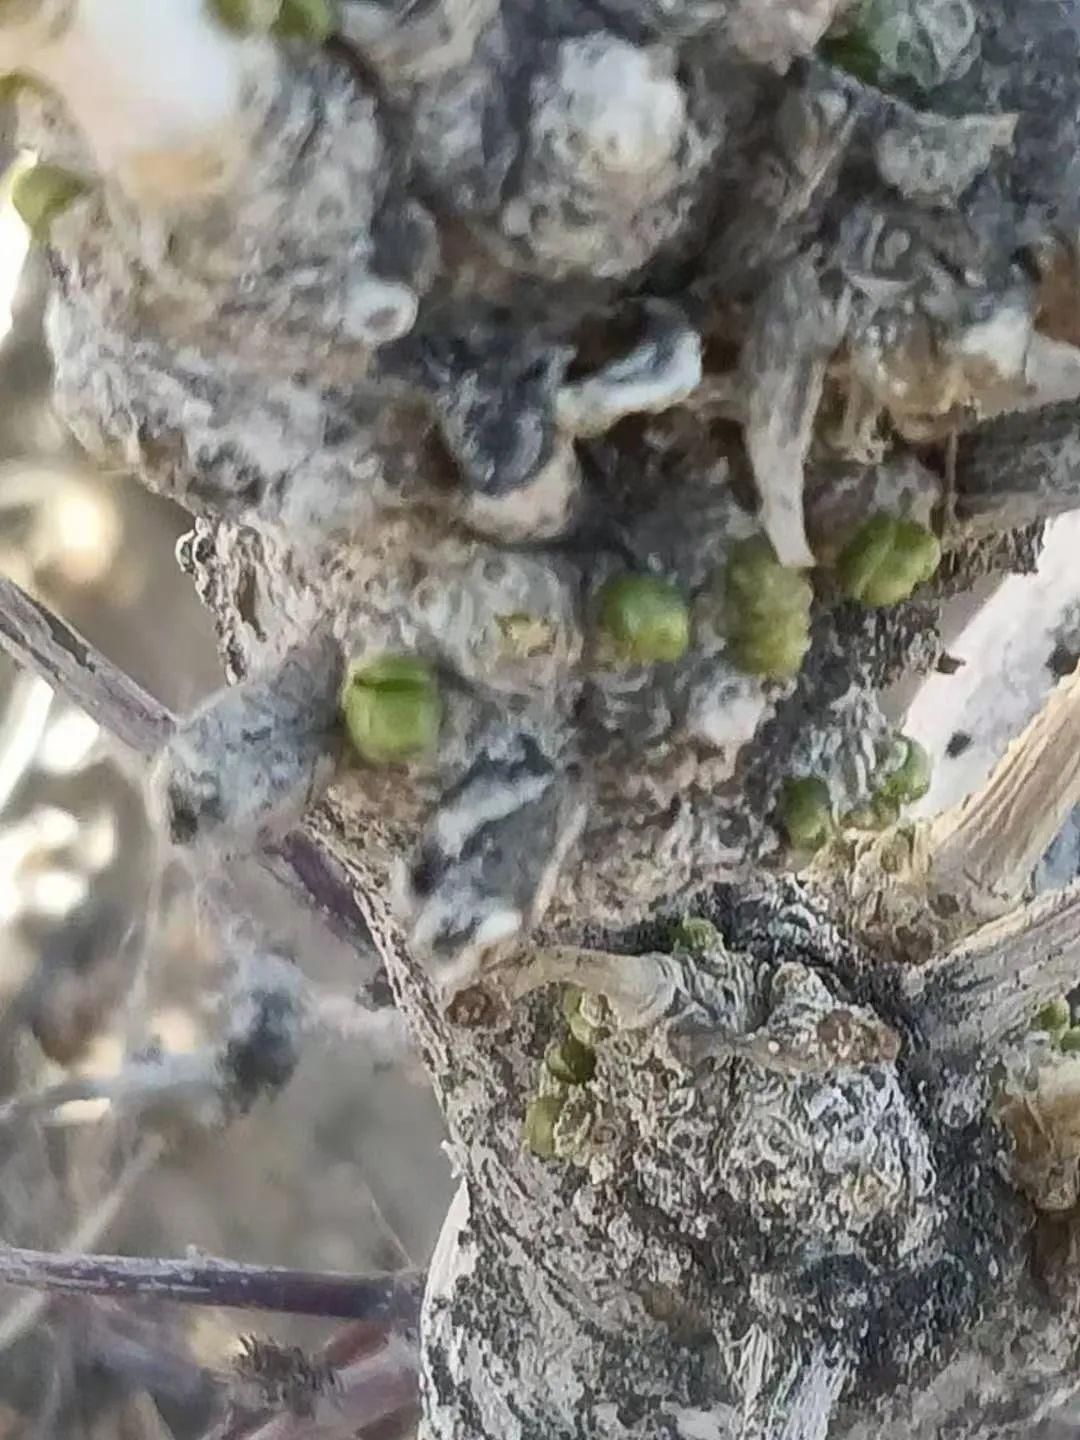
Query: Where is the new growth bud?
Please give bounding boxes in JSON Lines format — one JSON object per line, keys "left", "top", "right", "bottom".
{"left": 341, "top": 655, "right": 442, "bottom": 767}
{"left": 597, "top": 574, "right": 690, "bottom": 665}
{"left": 10, "top": 162, "right": 89, "bottom": 242}
{"left": 1035, "top": 997, "right": 1072, "bottom": 1035}
{"left": 836, "top": 515, "right": 941, "bottom": 608}
{"left": 274, "top": 0, "right": 334, "bottom": 41}
{"left": 782, "top": 776, "right": 834, "bottom": 852}
{"left": 878, "top": 735, "right": 933, "bottom": 804}
{"left": 724, "top": 536, "right": 813, "bottom": 679}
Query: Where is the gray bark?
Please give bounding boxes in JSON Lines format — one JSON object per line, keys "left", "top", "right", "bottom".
{"left": 11, "top": 0, "right": 1080, "bottom": 1435}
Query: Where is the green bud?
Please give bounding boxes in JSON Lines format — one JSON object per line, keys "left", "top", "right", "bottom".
{"left": 672, "top": 915, "right": 721, "bottom": 954}
{"left": 273, "top": 0, "right": 334, "bottom": 39}
{"left": 563, "top": 987, "right": 606, "bottom": 1047}
{"left": 546, "top": 1034, "right": 596, "bottom": 1086}
{"left": 562, "top": 986, "right": 585, "bottom": 1024}
{"left": 818, "top": 27, "right": 882, "bottom": 82}
{"left": 879, "top": 735, "right": 933, "bottom": 805}
{"left": 10, "top": 163, "right": 88, "bottom": 242}
{"left": 843, "top": 792, "right": 901, "bottom": 832}
{"left": 0, "top": 72, "right": 40, "bottom": 107}
{"left": 341, "top": 654, "right": 441, "bottom": 766}
{"left": 597, "top": 574, "right": 690, "bottom": 665}
{"left": 724, "top": 537, "right": 813, "bottom": 680}
{"left": 524, "top": 1094, "right": 564, "bottom": 1158}
{"left": 208, "top": 0, "right": 282, "bottom": 31}
{"left": 1060, "top": 1026, "right": 1080, "bottom": 1055}
{"left": 823, "top": 0, "right": 976, "bottom": 93}
{"left": 836, "top": 515, "right": 941, "bottom": 608}
{"left": 782, "top": 776, "right": 834, "bottom": 852}
{"left": 1035, "top": 997, "right": 1073, "bottom": 1035}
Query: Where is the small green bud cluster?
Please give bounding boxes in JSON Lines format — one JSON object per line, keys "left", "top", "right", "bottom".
{"left": 208, "top": 0, "right": 334, "bottom": 41}
{"left": 1033, "top": 995, "right": 1080, "bottom": 1054}
{"left": 781, "top": 776, "right": 835, "bottom": 853}
{"left": 9, "top": 162, "right": 89, "bottom": 242}
{"left": 836, "top": 515, "right": 941, "bottom": 608}
{"left": 340, "top": 655, "right": 442, "bottom": 767}
{"left": 596, "top": 574, "right": 690, "bottom": 666}
{"left": 724, "top": 537, "right": 813, "bottom": 679}
{"left": 819, "top": 0, "right": 976, "bottom": 92}
{"left": 671, "top": 914, "right": 722, "bottom": 955}
{"left": 818, "top": 23, "right": 883, "bottom": 82}
{"left": 524, "top": 988, "right": 606, "bottom": 1159}
{"left": 844, "top": 735, "right": 933, "bottom": 830}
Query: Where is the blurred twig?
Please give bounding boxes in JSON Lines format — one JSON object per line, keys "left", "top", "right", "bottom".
{"left": 0, "top": 1246, "right": 424, "bottom": 1322}
{"left": 0, "top": 1133, "right": 164, "bottom": 1353}
{"left": 0, "top": 573, "right": 172, "bottom": 753}
{"left": 0, "top": 571, "right": 375, "bottom": 953}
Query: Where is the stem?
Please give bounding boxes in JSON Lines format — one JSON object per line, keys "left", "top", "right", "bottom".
{"left": 0, "top": 1246, "right": 424, "bottom": 1322}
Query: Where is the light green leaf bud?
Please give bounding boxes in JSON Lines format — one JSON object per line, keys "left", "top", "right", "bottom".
{"left": 1035, "top": 997, "right": 1072, "bottom": 1035}
{"left": 208, "top": 0, "right": 282, "bottom": 32}
{"left": 782, "top": 776, "right": 834, "bottom": 852}
{"left": 837, "top": 515, "right": 941, "bottom": 608}
{"left": 878, "top": 735, "right": 933, "bottom": 804}
{"left": 525, "top": 1094, "right": 564, "bottom": 1158}
{"left": 597, "top": 574, "right": 690, "bottom": 665}
{"left": 545, "top": 1034, "right": 596, "bottom": 1086}
{"left": 341, "top": 655, "right": 441, "bottom": 766}
{"left": 273, "top": 0, "right": 335, "bottom": 41}
{"left": 672, "top": 915, "right": 721, "bottom": 954}
{"left": 724, "top": 537, "right": 813, "bottom": 680}
{"left": 10, "top": 163, "right": 89, "bottom": 242}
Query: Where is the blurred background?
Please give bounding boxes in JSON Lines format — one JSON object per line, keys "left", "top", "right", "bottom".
{"left": 0, "top": 160, "right": 452, "bottom": 1437}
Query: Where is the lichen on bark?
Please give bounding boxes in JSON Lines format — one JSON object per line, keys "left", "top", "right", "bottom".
{"left": 12, "top": 0, "right": 1080, "bottom": 1435}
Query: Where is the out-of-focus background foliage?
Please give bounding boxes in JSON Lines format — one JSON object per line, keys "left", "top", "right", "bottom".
{"left": 0, "top": 150, "right": 451, "bottom": 1437}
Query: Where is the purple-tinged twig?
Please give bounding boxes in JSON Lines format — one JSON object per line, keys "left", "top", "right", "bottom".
{"left": 0, "top": 1245, "right": 425, "bottom": 1323}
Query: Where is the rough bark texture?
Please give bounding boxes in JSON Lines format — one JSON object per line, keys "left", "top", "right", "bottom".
{"left": 14, "top": 0, "right": 1080, "bottom": 1435}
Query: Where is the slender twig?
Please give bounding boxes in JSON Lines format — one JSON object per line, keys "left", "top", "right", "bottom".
{"left": 0, "top": 1051, "right": 219, "bottom": 1130}
{"left": 817, "top": 663, "right": 1080, "bottom": 962}
{"left": 910, "top": 880, "right": 1080, "bottom": 1054}
{"left": 927, "top": 662, "right": 1080, "bottom": 918}
{"left": 0, "top": 572, "right": 373, "bottom": 953}
{"left": 0, "top": 1246, "right": 425, "bottom": 1323}
{"left": 956, "top": 397, "right": 1080, "bottom": 535}
{"left": 0, "top": 573, "right": 174, "bottom": 753}
{"left": 0, "top": 1134, "right": 164, "bottom": 1354}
